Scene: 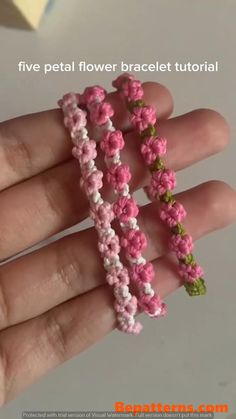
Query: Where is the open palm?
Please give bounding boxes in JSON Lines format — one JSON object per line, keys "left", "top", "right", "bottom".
{"left": 0, "top": 82, "right": 235, "bottom": 405}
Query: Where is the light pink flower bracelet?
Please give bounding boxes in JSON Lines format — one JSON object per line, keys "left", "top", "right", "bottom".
{"left": 58, "top": 93, "right": 142, "bottom": 334}
{"left": 79, "top": 85, "right": 167, "bottom": 318}
{"left": 112, "top": 73, "right": 206, "bottom": 296}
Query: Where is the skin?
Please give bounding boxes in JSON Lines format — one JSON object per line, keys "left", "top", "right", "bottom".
{"left": 0, "top": 82, "right": 235, "bottom": 405}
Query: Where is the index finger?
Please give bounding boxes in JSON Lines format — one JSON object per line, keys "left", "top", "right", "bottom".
{"left": 0, "top": 82, "right": 173, "bottom": 191}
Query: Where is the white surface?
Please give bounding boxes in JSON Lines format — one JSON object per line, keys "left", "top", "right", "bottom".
{"left": 0, "top": 0, "right": 235, "bottom": 416}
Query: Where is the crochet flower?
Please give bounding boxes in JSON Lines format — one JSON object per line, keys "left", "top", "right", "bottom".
{"left": 159, "top": 202, "right": 187, "bottom": 228}
{"left": 58, "top": 92, "right": 78, "bottom": 112}
{"left": 125, "top": 296, "right": 138, "bottom": 316}
{"left": 72, "top": 139, "right": 97, "bottom": 164}
{"left": 141, "top": 136, "right": 167, "bottom": 165}
{"left": 170, "top": 234, "right": 193, "bottom": 259}
{"left": 139, "top": 294, "right": 167, "bottom": 317}
{"left": 130, "top": 105, "right": 157, "bottom": 132}
{"left": 107, "top": 266, "right": 129, "bottom": 286}
{"left": 64, "top": 108, "right": 87, "bottom": 132}
{"left": 126, "top": 295, "right": 138, "bottom": 315}
{"left": 122, "top": 79, "right": 144, "bottom": 101}
{"left": 115, "top": 301, "right": 137, "bottom": 316}
{"left": 100, "top": 130, "right": 125, "bottom": 157}
{"left": 82, "top": 170, "right": 103, "bottom": 195}
{"left": 113, "top": 196, "right": 139, "bottom": 223}
{"left": 98, "top": 234, "right": 120, "bottom": 259}
{"left": 117, "top": 307, "right": 142, "bottom": 334}
{"left": 113, "top": 283, "right": 130, "bottom": 305}
{"left": 130, "top": 262, "right": 154, "bottom": 283}
{"left": 90, "top": 102, "right": 114, "bottom": 126}
{"left": 83, "top": 85, "right": 106, "bottom": 105}
{"left": 114, "top": 301, "right": 125, "bottom": 313}
{"left": 112, "top": 73, "right": 134, "bottom": 90}
{"left": 90, "top": 201, "right": 114, "bottom": 229}
{"left": 121, "top": 229, "right": 147, "bottom": 258}
{"left": 178, "top": 263, "right": 204, "bottom": 283}
{"left": 107, "top": 163, "right": 131, "bottom": 192}
{"left": 148, "top": 169, "right": 176, "bottom": 198}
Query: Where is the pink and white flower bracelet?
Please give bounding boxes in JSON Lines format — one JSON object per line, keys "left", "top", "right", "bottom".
{"left": 58, "top": 92, "right": 142, "bottom": 334}
{"left": 80, "top": 85, "right": 166, "bottom": 319}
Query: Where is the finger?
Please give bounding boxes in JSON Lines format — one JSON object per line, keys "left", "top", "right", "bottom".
{"left": 0, "top": 181, "right": 235, "bottom": 331}
{"left": 0, "top": 252, "right": 199, "bottom": 405}
{"left": 0, "top": 82, "right": 173, "bottom": 191}
{"left": 0, "top": 109, "right": 229, "bottom": 260}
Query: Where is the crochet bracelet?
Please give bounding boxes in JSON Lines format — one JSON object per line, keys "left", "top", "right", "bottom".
{"left": 112, "top": 73, "right": 206, "bottom": 297}
{"left": 58, "top": 92, "right": 142, "bottom": 334}
{"left": 79, "top": 85, "right": 167, "bottom": 318}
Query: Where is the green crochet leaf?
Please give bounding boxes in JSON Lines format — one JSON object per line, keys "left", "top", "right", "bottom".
{"left": 184, "top": 278, "right": 207, "bottom": 296}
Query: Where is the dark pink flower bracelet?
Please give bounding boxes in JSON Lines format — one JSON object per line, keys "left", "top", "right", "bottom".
{"left": 58, "top": 74, "right": 206, "bottom": 334}
{"left": 112, "top": 73, "right": 206, "bottom": 297}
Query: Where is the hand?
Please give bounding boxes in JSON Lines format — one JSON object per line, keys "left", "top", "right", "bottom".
{"left": 0, "top": 82, "right": 234, "bottom": 405}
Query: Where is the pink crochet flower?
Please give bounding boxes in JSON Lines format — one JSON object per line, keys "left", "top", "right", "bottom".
{"left": 121, "top": 229, "right": 147, "bottom": 258}
{"left": 58, "top": 92, "right": 78, "bottom": 111}
{"left": 125, "top": 296, "right": 138, "bottom": 315}
{"left": 118, "top": 309, "right": 132, "bottom": 323}
{"left": 107, "top": 266, "right": 129, "bottom": 286}
{"left": 98, "top": 234, "right": 120, "bottom": 259}
{"left": 107, "top": 163, "right": 131, "bottom": 192}
{"left": 83, "top": 85, "right": 106, "bottom": 105}
{"left": 114, "top": 301, "right": 125, "bottom": 313}
{"left": 122, "top": 79, "right": 144, "bottom": 101}
{"left": 130, "top": 106, "right": 157, "bottom": 132}
{"left": 113, "top": 284, "right": 130, "bottom": 305}
{"left": 82, "top": 170, "right": 103, "bottom": 195}
{"left": 178, "top": 263, "right": 204, "bottom": 283}
{"left": 64, "top": 108, "right": 87, "bottom": 132}
{"left": 113, "top": 196, "right": 139, "bottom": 223}
{"left": 112, "top": 73, "right": 134, "bottom": 90}
{"left": 130, "top": 262, "right": 154, "bottom": 284}
{"left": 149, "top": 169, "right": 176, "bottom": 198}
{"left": 139, "top": 294, "right": 167, "bottom": 317}
{"left": 130, "top": 322, "right": 143, "bottom": 334}
{"left": 141, "top": 136, "right": 167, "bottom": 165}
{"left": 100, "top": 130, "right": 125, "bottom": 157}
{"left": 159, "top": 202, "right": 187, "bottom": 228}
{"left": 170, "top": 234, "right": 193, "bottom": 259}
{"left": 90, "top": 201, "right": 114, "bottom": 229}
{"left": 72, "top": 139, "right": 97, "bottom": 164}
{"left": 90, "top": 102, "right": 114, "bottom": 126}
